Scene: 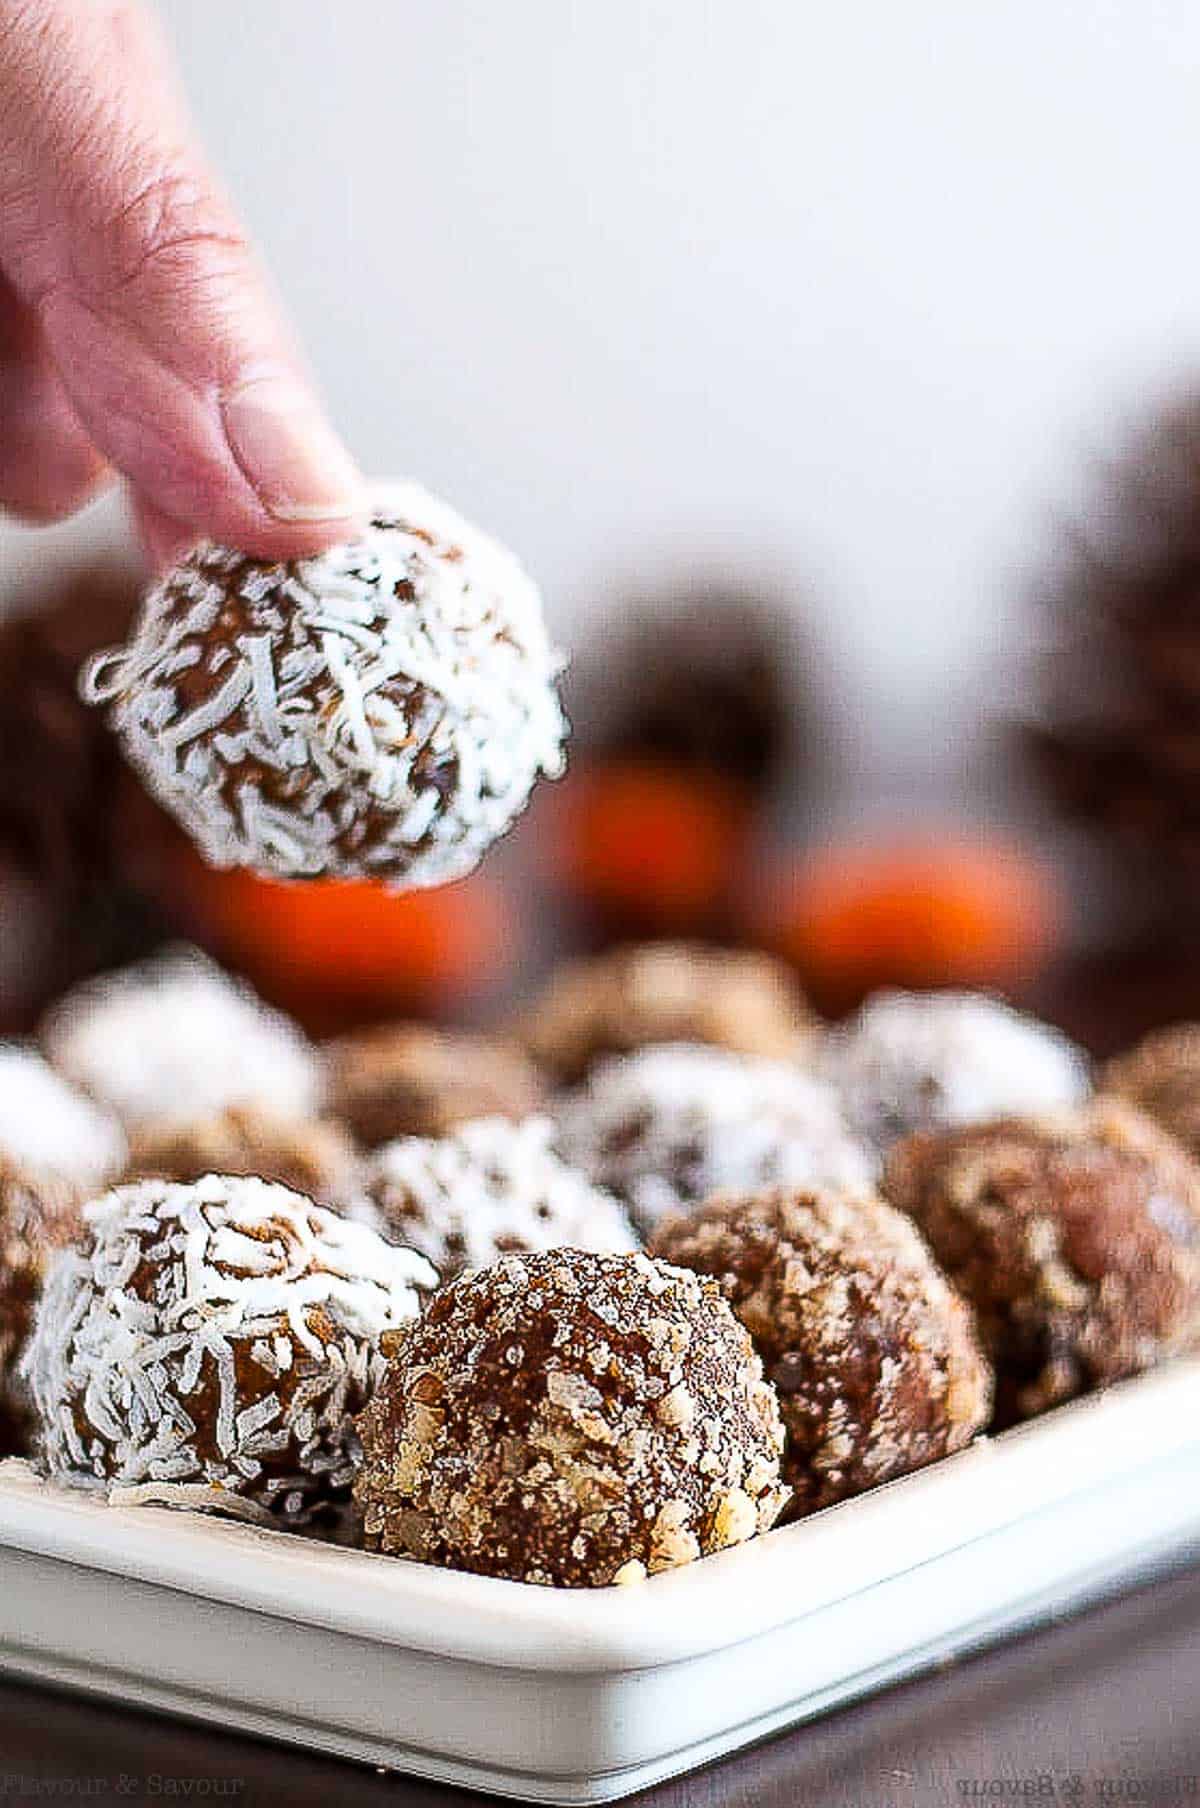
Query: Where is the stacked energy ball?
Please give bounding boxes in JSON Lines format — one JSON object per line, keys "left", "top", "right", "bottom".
{"left": 7, "top": 498, "right": 1200, "bottom": 1588}
{"left": 9, "top": 927, "right": 1200, "bottom": 1589}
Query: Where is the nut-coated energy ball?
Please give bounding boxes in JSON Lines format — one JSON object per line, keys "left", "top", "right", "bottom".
{"left": 0, "top": 1183, "right": 74, "bottom": 1459}
{"left": 556, "top": 1042, "right": 874, "bottom": 1237}
{"left": 125, "top": 1105, "right": 363, "bottom": 1209}
{"left": 0, "top": 1164, "right": 89, "bottom": 1403}
{"left": 1101, "top": 1023, "right": 1200, "bottom": 1161}
{"left": 24, "top": 1175, "right": 437, "bottom": 1523}
{"left": 650, "top": 1188, "right": 992, "bottom": 1513}
{"left": 0, "top": 1045, "right": 128, "bottom": 1194}
{"left": 81, "top": 485, "right": 567, "bottom": 889}
{"left": 41, "top": 947, "right": 320, "bottom": 1132}
{"left": 324, "top": 1022, "right": 545, "bottom": 1149}
{"left": 354, "top": 1249, "right": 788, "bottom": 1586}
{"left": 364, "top": 1116, "right": 637, "bottom": 1281}
{"left": 882, "top": 1101, "right": 1200, "bottom": 1423}
{"left": 820, "top": 989, "right": 1090, "bottom": 1152}
{"left": 0, "top": 1047, "right": 127, "bottom": 1402}
{"left": 518, "top": 941, "right": 817, "bottom": 1084}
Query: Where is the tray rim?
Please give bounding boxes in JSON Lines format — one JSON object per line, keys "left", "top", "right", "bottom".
{"left": 3, "top": 1357, "right": 1200, "bottom": 1677}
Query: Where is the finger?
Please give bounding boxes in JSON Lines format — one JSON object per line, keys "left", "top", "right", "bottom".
{"left": 0, "top": 266, "right": 111, "bottom": 522}
{"left": 128, "top": 489, "right": 197, "bottom": 573}
{"left": 0, "top": 0, "right": 364, "bottom": 558}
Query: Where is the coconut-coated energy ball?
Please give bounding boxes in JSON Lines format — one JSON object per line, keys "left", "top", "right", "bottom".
{"left": 41, "top": 947, "right": 321, "bottom": 1132}
{"left": 882, "top": 1100, "right": 1200, "bottom": 1423}
{"left": 556, "top": 1043, "right": 874, "bottom": 1238}
{"left": 649, "top": 1188, "right": 992, "bottom": 1514}
{"left": 518, "top": 941, "right": 817, "bottom": 1084}
{"left": 23, "top": 1175, "right": 437, "bottom": 1523}
{"left": 81, "top": 485, "right": 567, "bottom": 890}
{"left": 1101, "top": 1024, "right": 1200, "bottom": 1161}
{"left": 125, "top": 1105, "right": 363, "bottom": 1210}
{"left": 820, "top": 989, "right": 1090, "bottom": 1152}
{"left": 0, "top": 1045, "right": 128, "bottom": 1199}
{"left": 354, "top": 1249, "right": 787, "bottom": 1585}
{"left": 323, "top": 1022, "right": 545, "bottom": 1149}
{"left": 0, "top": 1048, "right": 128, "bottom": 1397}
{"left": 364, "top": 1116, "right": 637, "bottom": 1281}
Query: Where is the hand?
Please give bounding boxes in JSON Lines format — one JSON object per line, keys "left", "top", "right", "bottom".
{"left": 0, "top": 0, "right": 365, "bottom": 565}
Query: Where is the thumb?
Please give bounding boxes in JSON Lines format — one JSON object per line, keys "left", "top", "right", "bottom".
{"left": 0, "top": 0, "right": 365, "bottom": 558}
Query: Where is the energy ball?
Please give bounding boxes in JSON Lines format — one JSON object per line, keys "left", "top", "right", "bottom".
{"left": 324, "top": 1022, "right": 545, "bottom": 1149}
{"left": 41, "top": 946, "right": 320, "bottom": 1132}
{"left": 0, "top": 1045, "right": 127, "bottom": 1199}
{"left": 125, "top": 1105, "right": 363, "bottom": 1209}
{"left": 1101, "top": 1024, "right": 1200, "bottom": 1160}
{"left": 23, "top": 1174, "right": 437, "bottom": 1523}
{"left": 556, "top": 1043, "right": 874, "bottom": 1238}
{"left": 81, "top": 485, "right": 567, "bottom": 889}
{"left": 0, "top": 1165, "right": 80, "bottom": 1449}
{"left": 0, "top": 1164, "right": 87, "bottom": 1391}
{"left": 0, "top": 1392, "right": 29, "bottom": 1459}
{"left": 882, "top": 1100, "right": 1200, "bottom": 1423}
{"left": 354, "top": 1249, "right": 788, "bottom": 1586}
{"left": 364, "top": 1116, "right": 637, "bottom": 1281}
{"left": 820, "top": 989, "right": 1090, "bottom": 1152}
{"left": 0, "top": 1048, "right": 128, "bottom": 1395}
{"left": 649, "top": 1188, "right": 992, "bottom": 1514}
{"left": 518, "top": 941, "right": 817, "bottom": 1084}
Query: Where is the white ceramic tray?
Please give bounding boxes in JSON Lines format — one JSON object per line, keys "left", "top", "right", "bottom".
{"left": 2, "top": 1360, "right": 1200, "bottom": 1803}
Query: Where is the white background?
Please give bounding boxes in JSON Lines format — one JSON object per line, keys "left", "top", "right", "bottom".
{"left": 4, "top": 0, "right": 1199, "bottom": 813}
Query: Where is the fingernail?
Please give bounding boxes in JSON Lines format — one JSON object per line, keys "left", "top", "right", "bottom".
{"left": 222, "top": 376, "right": 364, "bottom": 524}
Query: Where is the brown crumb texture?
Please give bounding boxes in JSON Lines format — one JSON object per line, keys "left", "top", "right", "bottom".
{"left": 353, "top": 1249, "right": 787, "bottom": 1586}
{"left": 125, "top": 1105, "right": 363, "bottom": 1208}
{"left": 882, "top": 1099, "right": 1200, "bottom": 1423}
{"left": 0, "top": 1388, "right": 31, "bottom": 1458}
{"left": 1101, "top": 1024, "right": 1200, "bottom": 1161}
{"left": 0, "top": 1160, "right": 82, "bottom": 1385}
{"left": 649, "top": 1188, "right": 991, "bottom": 1514}
{"left": 516, "top": 942, "right": 817, "bottom": 1083}
{"left": 324, "top": 1024, "right": 545, "bottom": 1148}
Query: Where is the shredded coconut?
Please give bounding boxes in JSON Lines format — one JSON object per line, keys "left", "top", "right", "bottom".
{"left": 80, "top": 483, "right": 568, "bottom": 889}
{"left": 555, "top": 1043, "right": 876, "bottom": 1237}
{"left": 0, "top": 1046, "right": 126, "bottom": 1189}
{"left": 40, "top": 946, "right": 321, "bottom": 1131}
{"left": 22, "top": 1174, "right": 437, "bottom": 1522}
{"left": 364, "top": 1115, "right": 638, "bottom": 1279}
{"left": 820, "top": 989, "right": 1091, "bottom": 1151}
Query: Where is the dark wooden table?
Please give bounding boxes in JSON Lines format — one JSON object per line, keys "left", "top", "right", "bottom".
{"left": 2, "top": 1554, "right": 1199, "bottom": 1807}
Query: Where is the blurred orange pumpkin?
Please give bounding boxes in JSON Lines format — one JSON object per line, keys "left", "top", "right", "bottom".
{"left": 548, "top": 759, "right": 753, "bottom": 936}
{"left": 164, "top": 845, "right": 517, "bottom": 1022}
{"left": 756, "top": 833, "right": 1066, "bottom": 1012}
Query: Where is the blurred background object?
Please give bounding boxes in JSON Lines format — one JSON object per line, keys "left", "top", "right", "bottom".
{"left": 1026, "top": 392, "right": 1200, "bottom": 948}
{"left": 755, "top": 832, "right": 1068, "bottom": 1016}
{"left": 569, "top": 584, "right": 809, "bottom": 803}
{"left": 0, "top": 556, "right": 168, "bottom": 1029}
{"left": 542, "top": 760, "right": 752, "bottom": 942}
{"left": 550, "top": 582, "right": 815, "bottom": 941}
{"left": 165, "top": 857, "right": 522, "bottom": 1033}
